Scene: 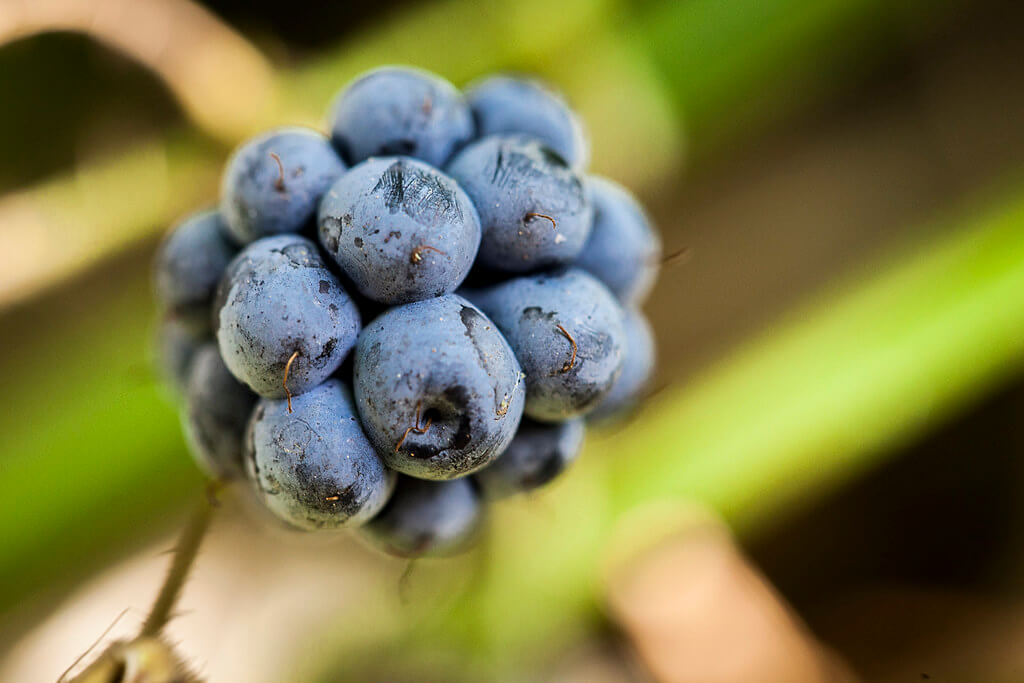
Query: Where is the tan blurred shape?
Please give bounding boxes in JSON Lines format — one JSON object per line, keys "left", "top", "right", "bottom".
{"left": 67, "top": 636, "right": 200, "bottom": 683}
{"left": 605, "top": 503, "right": 856, "bottom": 683}
{"left": 0, "top": 0, "right": 277, "bottom": 142}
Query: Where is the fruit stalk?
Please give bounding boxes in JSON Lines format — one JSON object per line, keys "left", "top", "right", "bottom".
{"left": 140, "top": 492, "right": 215, "bottom": 637}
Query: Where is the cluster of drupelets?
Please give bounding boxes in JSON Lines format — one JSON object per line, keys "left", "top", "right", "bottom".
{"left": 155, "top": 67, "right": 661, "bottom": 558}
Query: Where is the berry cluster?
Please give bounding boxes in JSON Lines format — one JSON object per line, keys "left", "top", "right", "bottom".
{"left": 155, "top": 67, "right": 660, "bottom": 558}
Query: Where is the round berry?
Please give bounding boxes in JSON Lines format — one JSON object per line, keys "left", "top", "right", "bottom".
{"left": 475, "top": 418, "right": 584, "bottom": 499}
{"left": 446, "top": 136, "right": 592, "bottom": 272}
{"left": 328, "top": 67, "right": 474, "bottom": 168}
{"left": 246, "top": 379, "right": 395, "bottom": 530}
{"left": 361, "top": 476, "right": 483, "bottom": 557}
{"left": 353, "top": 294, "right": 525, "bottom": 480}
{"left": 591, "top": 308, "right": 655, "bottom": 420}
{"left": 214, "top": 235, "right": 361, "bottom": 398}
{"left": 469, "top": 268, "right": 626, "bottom": 421}
{"left": 467, "top": 75, "right": 588, "bottom": 168}
{"left": 184, "top": 344, "right": 257, "bottom": 480}
{"left": 576, "top": 177, "right": 661, "bottom": 306}
{"left": 221, "top": 127, "right": 346, "bottom": 244}
{"left": 157, "top": 315, "right": 207, "bottom": 394}
{"left": 318, "top": 157, "right": 480, "bottom": 304}
{"left": 154, "top": 210, "right": 237, "bottom": 318}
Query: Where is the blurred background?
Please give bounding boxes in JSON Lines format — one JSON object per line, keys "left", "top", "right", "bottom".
{"left": 2, "top": 0, "right": 1024, "bottom": 680}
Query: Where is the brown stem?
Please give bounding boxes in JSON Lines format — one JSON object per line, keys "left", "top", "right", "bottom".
{"left": 410, "top": 244, "right": 446, "bottom": 264}
{"left": 139, "top": 496, "right": 214, "bottom": 638}
{"left": 555, "top": 324, "right": 577, "bottom": 373}
{"left": 661, "top": 246, "right": 691, "bottom": 266}
{"left": 283, "top": 350, "right": 299, "bottom": 413}
{"left": 524, "top": 212, "right": 557, "bottom": 230}
{"left": 268, "top": 152, "right": 286, "bottom": 192}
{"left": 394, "top": 401, "right": 434, "bottom": 453}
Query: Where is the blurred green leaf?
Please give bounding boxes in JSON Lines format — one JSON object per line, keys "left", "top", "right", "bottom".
{"left": 0, "top": 259, "right": 200, "bottom": 620}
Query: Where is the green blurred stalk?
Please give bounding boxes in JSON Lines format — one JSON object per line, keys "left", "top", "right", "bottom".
{"left": 641, "top": 0, "right": 963, "bottom": 157}
{"left": 610, "top": 189, "right": 1024, "bottom": 530}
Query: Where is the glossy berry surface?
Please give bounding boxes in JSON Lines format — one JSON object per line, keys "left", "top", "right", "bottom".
{"left": 221, "top": 127, "right": 345, "bottom": 244}
{"left": 214, "top": 235, "right": 361, "bottom": 398}
{"left": 329, "top": 67, "right": 474, "bottom": 168}
{"left": 591, "top": 308, "right": 655, "bottom": 420}
{"left": 318, "top": 157, "right": 480, "bottom": 304}
{"left": 470, "top": 268, "right": 626, "bottom": 421}
{"left": 353, "top": 294, "right": 525, "bottom": 480}
{"left": 362, "top": 476, "right": 483, "bottom": 557}
{"left": 246, "top": 379, "right": 394, "bottom": 530}
{"left": 475, "top": 418, "right": 584, "bottom": 499}
{"left": 445, "top": 136, "right": 592, "bottom": 272}
{"left": 184, "top": 344, "right": 257, "bottom": 480}
{"left": 576, "top": 177, "right": 661, "bottom": 306}
{"left": 154, "top": 210, "right": 237, "bottom": 317}
{"left": 467, "top": 75, "right": 588, "bottom": 168}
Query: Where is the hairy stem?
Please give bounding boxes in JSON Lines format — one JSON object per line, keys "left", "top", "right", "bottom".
{"left": 139, "top": 494, "right": 215, "bottom": 637}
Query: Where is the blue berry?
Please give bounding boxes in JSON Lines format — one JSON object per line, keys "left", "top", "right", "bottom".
{"left": 353, "top": 294, "right": 525, "bottom": 480}
{"left": 475, "top": 418, "right": 584, "bottom": 499}
{"left": 328, "top": 67, "right": 474, "bottom": 168}
{"left": 246, "top": 379, "right": 395, "bottom": 530}
{"left": 214, "top": 234, "right": 361, "bottom": 398}
{"left": 445, "top": 136, "right": 592, "bottom": 272}
{"left": 469, "top": 268, "right": 626, "bottom": 421}
{"left": 576, "top": 177, "right": 661, "bottom": 305}
{"left": 361, "top": 476, "right": 483, "bottom": 557}
{"left": 154, "top": 210, "right": 237, "bottom": 319}
{"left": 318, "top": 157, "right": 481, "bottom": 304}
{"left": 591, "top": 308, "right": 655, "bottom": 420}
{"left": 157, "top": 315, "right": 207, "bottom": 394}
{"left": 467, "top": 75, "right": 588, "bottom": 168}
{"left": 184, "top": 344, "right": 257, "bottom": 480}
{"left": 221, "top": 127, "right": 346, "bottom": 244}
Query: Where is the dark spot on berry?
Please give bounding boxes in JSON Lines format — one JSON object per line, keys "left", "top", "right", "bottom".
{"left": 404, "top": 441, "right": 440, "bottom": 460}
{"left": 451, "top": 419, "right": 472, "bottom": 450}
{"left": 316, "top": 338, "right": 338, "bottom": 363}
{"left": 443, "top": 385, "right": 473, "bottom": 450}
{"left": 281, "top": 242, "right": 318, "bottom": 267}
{"left": 291, "top": 462, "right": 362, "bottom": 517}
{"left": 380, "top": 138, "right": 417, "bottom": 156}
{"left": 537, "top": 144, "right": 569, "bottom": 168}
{"left": 521, "top": 306, "right": 556, "bottom": 322}
{"left": 333, "top": 138, "right": 353, "bottom": 164}
{"left": 322, "top": 230, "right": 340, "bottom": 254}
{"left": 372, "top": 160, "right": 462, "bottom": 226}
